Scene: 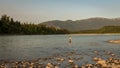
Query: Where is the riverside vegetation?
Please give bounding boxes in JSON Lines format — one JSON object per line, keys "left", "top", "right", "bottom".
{"left": 1, "top": 14, "right": 120, "bottom": 35}
{"left": 74, "top": 26, "right": 120, "bottom": 34}
{"left": 0, "top": 14, "right": 69, "bottom": 35}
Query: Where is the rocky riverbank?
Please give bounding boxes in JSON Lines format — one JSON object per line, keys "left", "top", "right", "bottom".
{"left": 0, "top": 50, "right": 120, "bottom": 68}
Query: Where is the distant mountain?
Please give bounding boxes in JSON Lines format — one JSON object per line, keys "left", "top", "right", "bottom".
{"left": 41, "top": 17, "right": 120, "bottom": 32}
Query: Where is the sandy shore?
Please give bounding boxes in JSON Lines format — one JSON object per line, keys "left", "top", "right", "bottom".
{"left": 108, "top": 39, "right": 120, "bottom": 44}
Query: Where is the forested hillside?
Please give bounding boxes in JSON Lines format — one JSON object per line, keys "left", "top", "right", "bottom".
{"left": 43, "top": 18, "right": 120, "bottom": 32}
{"left": 75, "top": 26, "right": 120, "bottom": 34}
{"left": 0, "top": 15, "right": 69, "bottom": 35}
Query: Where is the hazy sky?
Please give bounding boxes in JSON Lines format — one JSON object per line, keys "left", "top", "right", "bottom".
{"left": 0, "top": 0, "right": 120, "bottom": 23}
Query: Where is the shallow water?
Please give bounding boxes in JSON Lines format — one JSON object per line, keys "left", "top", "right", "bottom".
{"left": 0, "top": 34, "right": 120, "bottom": 63}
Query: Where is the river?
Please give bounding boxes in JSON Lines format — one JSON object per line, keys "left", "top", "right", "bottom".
{"left": 0, "top": 34, "right": 120, "bottom": 64}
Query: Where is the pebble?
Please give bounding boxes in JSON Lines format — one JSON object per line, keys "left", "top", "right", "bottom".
{"left": 0, "top": 50, "right": 119, "bottom": 68}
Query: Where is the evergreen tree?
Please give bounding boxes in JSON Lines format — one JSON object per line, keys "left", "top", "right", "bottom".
{"left": 0, "top": 14, "right": 70, "bottom": 35}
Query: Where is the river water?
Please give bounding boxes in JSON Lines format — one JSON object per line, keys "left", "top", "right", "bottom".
{"left": 0, "top": 34, "right": 120, "bottom": 64}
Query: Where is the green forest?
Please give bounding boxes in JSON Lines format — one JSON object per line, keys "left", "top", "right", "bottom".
{"left": 76, "top": 26, "right": 120, "bottom": 34}
{"left": 0, "top": 15, "right": 69, "bottom": 35}
{"left": 1, "top": 14, "right": 120, "bottom": 35}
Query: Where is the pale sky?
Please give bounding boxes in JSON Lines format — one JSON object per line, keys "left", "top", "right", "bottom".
{"left": 0, "top": 0, "right": 120, "bottom": 23}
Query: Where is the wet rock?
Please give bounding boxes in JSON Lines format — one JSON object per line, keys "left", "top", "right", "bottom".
{"left": 46, "top": 63, "right": 53, "bottom": 68}
{"left": 74, "top": 64, "right": 78, "bottom": 68}
{"left": 68, "top": 60, "right": 74, "bottom": 63}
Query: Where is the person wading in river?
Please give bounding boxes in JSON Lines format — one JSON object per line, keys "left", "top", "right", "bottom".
{"left": 68, "top": 35, "right": 72, "bottom": 46}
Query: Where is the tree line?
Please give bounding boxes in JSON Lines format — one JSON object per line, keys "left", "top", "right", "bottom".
{"left": 0, "top": 14, "right": 69, "bottom": 35}
{"left": 75, "top": 26, "right": 120, "bottom": 34}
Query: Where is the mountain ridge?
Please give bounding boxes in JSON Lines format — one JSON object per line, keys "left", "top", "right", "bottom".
{"left": 41, "top": 17, "right": 120, "bottom": 32}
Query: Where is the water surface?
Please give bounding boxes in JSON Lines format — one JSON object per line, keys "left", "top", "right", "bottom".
{"left": 0, "top": 34, "right": 120, "bottom": 63}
